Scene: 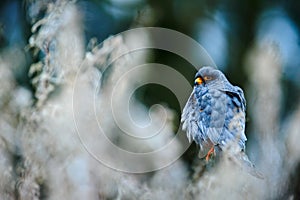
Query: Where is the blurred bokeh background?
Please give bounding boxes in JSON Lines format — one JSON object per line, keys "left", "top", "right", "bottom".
{"left": 0, "top": 0, "right": 300, "bottom": 199}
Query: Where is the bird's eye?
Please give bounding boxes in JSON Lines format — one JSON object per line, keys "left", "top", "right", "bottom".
{"left": 194, "top": 77, "right": 203, "bottom": 85}
{"left": 203, "top": 76, "right": 212, "bottom": 81}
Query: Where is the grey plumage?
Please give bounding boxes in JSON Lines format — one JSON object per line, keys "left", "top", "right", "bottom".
{"left": 181, "top": 66, "right": 263, "bottom": 178}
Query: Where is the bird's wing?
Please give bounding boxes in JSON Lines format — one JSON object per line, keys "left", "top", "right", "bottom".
{"left": 221, "top": 86, "right": 247, "bottom": 150}
{"left": 224, "top": 85, "right": 246, "bottom": 111}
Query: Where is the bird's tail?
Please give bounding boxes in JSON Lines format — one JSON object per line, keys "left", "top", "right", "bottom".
{"left": 230, "top": 151, "right": 264, "bottom": 179}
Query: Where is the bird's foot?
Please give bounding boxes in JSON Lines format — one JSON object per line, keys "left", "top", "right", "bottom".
{"left": 205, "top": 146, "right": 215, "bottom": 162}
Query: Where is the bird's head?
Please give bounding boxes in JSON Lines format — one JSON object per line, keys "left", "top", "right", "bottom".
{"left": 193, "top": 66, "right": 228, "bottom": 90}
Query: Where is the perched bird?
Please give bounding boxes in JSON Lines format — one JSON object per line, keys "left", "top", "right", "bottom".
{"left": 181, "top": 66, "right": 263, "bottom": 178}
